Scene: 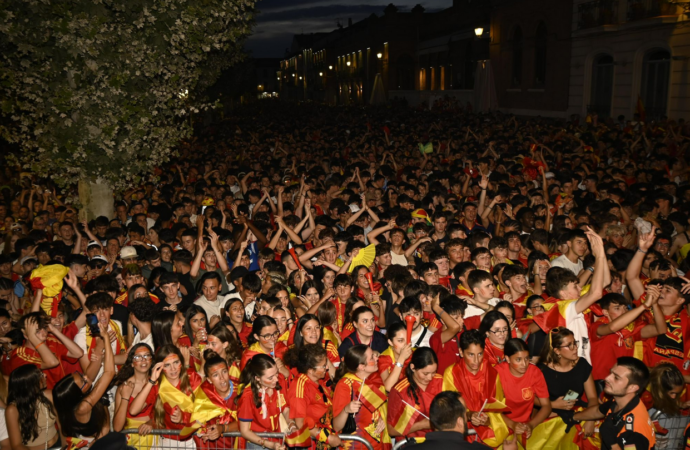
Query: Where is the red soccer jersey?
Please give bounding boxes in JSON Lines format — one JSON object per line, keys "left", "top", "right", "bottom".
{"left": 287, "top": 373, "right": 333, "bottom": 428}
{"left": 387, "top": 375, "right": 443, "bottom": 437}
{"left": 495, "top": 363, "right": 549, "bottom": 424}
{"left": 589, "top": 319, "right": 645, "bottom": 380}
{"left": 237, "top": 385, "right": 286, "bottom": 433}
{"left": 429, "top": 330, "right": 459, "bottom": 373}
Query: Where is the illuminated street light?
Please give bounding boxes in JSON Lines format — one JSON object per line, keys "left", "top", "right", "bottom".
{"left": 475, "top": 27, "right": 484, "bottom": 37}
{"left": 377, "top": 53, "right": 382, "bottom": 59}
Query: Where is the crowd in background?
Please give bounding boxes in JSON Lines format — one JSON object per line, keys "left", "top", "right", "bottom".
{"left": 0, "top": 99, "right": 689, "bottom": 450}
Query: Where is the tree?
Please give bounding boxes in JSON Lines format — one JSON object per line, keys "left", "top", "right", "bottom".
{"left": 0, "top": 0, "right": 255, "bottom": 216}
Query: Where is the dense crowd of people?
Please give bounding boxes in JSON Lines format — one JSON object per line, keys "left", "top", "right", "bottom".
{"left": 1, "top": 99, "right": 690, "bottom": 450}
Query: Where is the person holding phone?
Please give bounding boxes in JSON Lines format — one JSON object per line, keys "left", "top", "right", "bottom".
{"left": 536, "top": 327, "right": 598, "bottom": 446}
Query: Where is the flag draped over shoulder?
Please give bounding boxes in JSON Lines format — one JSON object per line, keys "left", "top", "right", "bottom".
{"left": 159, "top": 375, "right": 196, "bottom": 438}
{"left": 442, "top": 362, "right": 509, "bottom": 447}
{"left": 342, "top": 373, "right": 391, "bottom": 449}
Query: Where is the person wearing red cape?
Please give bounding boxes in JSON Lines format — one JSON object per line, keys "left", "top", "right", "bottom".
{"left": 442, "top": 330, "right": 510, "bottom": 448}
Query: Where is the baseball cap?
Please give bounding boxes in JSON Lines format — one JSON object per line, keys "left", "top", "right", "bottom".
{"left": 120, "top": 246, "right": 138, "bottom": 260}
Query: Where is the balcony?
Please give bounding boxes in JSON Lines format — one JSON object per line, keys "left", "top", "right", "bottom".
{"left": 577, "top": 0, "right": 619, "bottom": 29}
{"left": 627, "top": 0, "right": 676, "bottom": 20}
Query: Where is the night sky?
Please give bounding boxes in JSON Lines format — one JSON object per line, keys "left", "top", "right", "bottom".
{"left": 245, "top": 0, "right": 449, "bottom": 58}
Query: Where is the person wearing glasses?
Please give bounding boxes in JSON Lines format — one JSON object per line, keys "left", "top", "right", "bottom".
{"left": 129, "top": 345, "right": 201, "bottom": 450}
{"left": 112, "top": 343, "right": 155, "bottom": 449}
{"left": 240, "top": 316, "right": 288, "bottom": 377}
{"left": 495, "top": 339, "right": 551, "bottom": 446}
{"left": 536, "top": 327, "right": 598, "bottom": 446}
{"left": 477, "top": 311, "right": 510, "bottom": 367}
{"left": 287, "top": 344, "right": 341, "bottom": 450}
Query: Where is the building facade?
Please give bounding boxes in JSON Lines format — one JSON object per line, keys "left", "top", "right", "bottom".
{"left": 280, "top": 0, "right": 690, "bottom": 120}
{"left": 567, "top": 0, "right": 689, "bottom": 120}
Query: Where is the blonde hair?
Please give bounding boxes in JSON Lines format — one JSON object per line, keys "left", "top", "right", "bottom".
{"left": 153, "top": 345, "right": 194, "bottom": 427}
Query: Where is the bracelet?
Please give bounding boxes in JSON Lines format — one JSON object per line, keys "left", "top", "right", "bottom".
{"left": 587, "top": 267, "right": 595, "bottom": 273}
{"left": 394, "top": 362, "right": 403, "bottom": 368}
{"left": 148, "top": 378, "right": 156, "bottom": 385}
{"left": 258, "top": 439, "right": 265, "bottom": 448}
{"left": 35, "top": 342, "right": 45, "bottom": 351}
{"left": 637, "top": 248, "right": 648, "bottom": 254}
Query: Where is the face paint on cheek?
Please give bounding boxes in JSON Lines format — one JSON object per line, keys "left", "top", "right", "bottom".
{"left": 366, "top": 359, "right": 376, "bottom": 366}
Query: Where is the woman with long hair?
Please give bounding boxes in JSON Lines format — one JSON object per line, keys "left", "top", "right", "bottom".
{"left": 193, "top": 352, "right": 239, "bottom": 449}
{"left": 112, "top": 343, "right": 155, "bottom": 449}
{"left": 53, "top": 323, "right": 114, "bottom": 449}
{"left": 537, "top": 327, "right": 598, "bottom": 446}
{"left": 240, "top": 316, "right": 288, "bottom": 376}
{"left": 387, "top": 347, "right": 442, "bottom": 438}
{"left": 376, "top": 322, "right": 414, "bottom": 391}
{"left": 332, "top": 344, "right": 389, "bottom": 450}
{"left": 298, "top": 280, "right": 322, "bottom": 310}
{"left": 496, "top": 339, "right": 552, "bottom": 444}
{"left": 223, "top": 298, "right": 252, "bottom": 347}
{"left": 184, "top": 305, "right": 210, "bottom": 369}
{"left": 351, "top": 266, "right": 384, "bottom": 322}
{"left": 152, "top": 310, "right": 196, "bottom": 367}
{"left": 236, "top": 354, "right": 289, "bottom": 450}
{"left": 645, "top": 362, "right": 686, "bottom": 448}
{"left": 283, "top": 314, "right": 339, "bottom": 380}
{"left": 206, "top": 325, "right": 243, "bottom": 383}
{"left": 129, "top": 344, "right": 202, "bottom": 449}
{"left": 317, "top": 301, "right": 341, "bottom": 346}
{"left": 478, "top": 311, "right": 510, "bottom": 366}
{"left": 5, "top": 365, "right": 59, "bottom": 450}
{"left": 287, "top": 344, "right": 341, "bottom": 450}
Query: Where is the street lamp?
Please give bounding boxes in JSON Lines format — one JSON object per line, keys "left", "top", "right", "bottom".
{"left": 328, "top": 65, "right": 333, "bottom": 70}
{"left": 474, "top": 27, "right": 484, "bottom": 37}
{"left": 319, "top": 72, "right": 323, "bottom": 76}
{"left": 346, "top": 61, "right": 351, "bottom": 66}
{"left": 292, "top": 74, "right": 295, "bottom": 77}
{"left": 377, "top": 53, "right": 382, "bottom": 59}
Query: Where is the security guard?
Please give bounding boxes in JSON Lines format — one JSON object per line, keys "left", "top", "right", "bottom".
{"left": 573, "top": 357, "right": 655, "bottom": 450}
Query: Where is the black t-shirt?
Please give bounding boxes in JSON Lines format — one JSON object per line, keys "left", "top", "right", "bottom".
{"left": 539, "top": 358, "right": 592, "bottom": 409}
{"left": 338, "top": 331, "right": 389, "bottom": 358}
{"left": 177, "top": 272, "right": 197, "bottom": 306}
{"left": 111, "top": 304, "right": 129, "bottom": 338}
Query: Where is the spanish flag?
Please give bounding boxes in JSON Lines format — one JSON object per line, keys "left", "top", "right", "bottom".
{"left": 159, "top": 375, "right": 196, "bottom": 438}
{"left": 29, "top": 264, "right": 69, "bottom": 317}
{"left": 525, "top": 417, "right": 580, "bottom": 450}
{"left": 285, "top": 417, "right": 313, "bottom": 447}
{"left": 532, "top": 299, "right": 574, "bottom": 332}
{"left": 343, "top": 373, "right": 391, "bottom": 449}
{"left": 442, "top": 362, "right": 509, "bottom": 447}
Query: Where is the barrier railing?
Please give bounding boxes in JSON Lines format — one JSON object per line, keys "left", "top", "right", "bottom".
{"left": 122, "top": 429, "right": 374, "bottom": 450}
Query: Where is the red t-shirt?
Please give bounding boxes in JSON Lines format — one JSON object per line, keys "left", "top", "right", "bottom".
{"left": 588, "top": 319, "right": 645, "bottom": 380}
{"left": 429, "top": 331, "right": 459, "bottom": 373}
{"left": 495, "top": 363, "right": 549, "bottom": 423}
{"left": 287, "top": 373, "right": 332, "bottom": 425}
{"left": 237, "top": 385, "right": 286, "bottom": 432}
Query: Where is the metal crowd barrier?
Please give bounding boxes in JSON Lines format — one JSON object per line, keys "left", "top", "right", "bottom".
{"left": 122, "top": 429, "right": 375, "bottom": 450}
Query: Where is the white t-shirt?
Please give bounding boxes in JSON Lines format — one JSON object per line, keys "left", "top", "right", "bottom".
{"left": 74, "top": 319, "right": 123, "bottom": 381}
{"left": 410, "top": 326, "right": 434, "bottom": 348}
{"left": 0, "top": 407, "right": 7, "bottom": 442}
{"left": 194, "top": 294, "right": 230, "bottom": 320}
{"left": 551, "top": 254, "right": 583, "bottom": 275}
{"left": 132, "top": 330, "right": 154, "bottom": 351}
{"left": 464, "top": 297, "right": 500, "bottom": 318}
{"left": 563, "top": 300, "right": 591, "bottom": 364}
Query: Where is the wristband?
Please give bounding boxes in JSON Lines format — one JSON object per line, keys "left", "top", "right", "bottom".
{"left": 148, "top": 378, "right": 157, "bottom": 385}
{"left": 35, "top": 342, "right": 45, "bottom": 351}
{"left": 637, "top": 248, "right": 648, "bottom": 254}
{"left": 394, "top": 362, "right": 403, "bottom": 368}
{"left": 587, "top": 267, "right": 595, "bottom": 273}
